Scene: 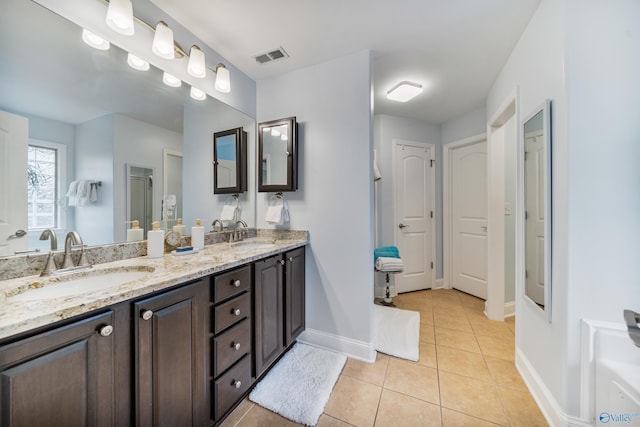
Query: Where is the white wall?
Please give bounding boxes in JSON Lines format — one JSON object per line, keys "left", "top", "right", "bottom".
{"left": 488, "top": 0, "right": 640, "bottom": 421}
{"left": 113, "top": 114, "right": 183, "bottom": 242}
{"left": 183, "top": 102, "right": 256, "bottom": 231}
{"left": 441, "top": 104, "right": 487, "bottom": 144}
{"left": 256, "top": 50, "right": 374, "bottom": 360}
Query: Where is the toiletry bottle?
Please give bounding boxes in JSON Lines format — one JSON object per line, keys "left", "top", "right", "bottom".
{"left": 191, "top": 218, "right": 205, "bottom": 250}
{"left": 147, "top": 221, "right": 164, "bottom": 258}
{"left": 173, "top": 218, "right": 186, "bottom": 236}
{"left": 127, "top": 220, "right": 144, "bottom": 242}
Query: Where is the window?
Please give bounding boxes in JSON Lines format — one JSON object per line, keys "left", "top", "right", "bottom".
{"left": 27, "top": 140, "right": 66, "bottom": 231}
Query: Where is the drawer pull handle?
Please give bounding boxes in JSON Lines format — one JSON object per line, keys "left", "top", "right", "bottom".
{"left": 231, "top": 308, "right": 241, "bottom": 316}
{"left": 232, "top": 380, "right": 242, "bottom": 389}
{"left": 141, "top": 309, "right": 154, "bottom": 321}
{"left": 232, "top": 279, "right": 241, "bottom": 287}
{"left": 231, "top": 342, "right": 241, "bottom": 351}
{"left": 98, "top": 325, "right": 113, "bottom": 337}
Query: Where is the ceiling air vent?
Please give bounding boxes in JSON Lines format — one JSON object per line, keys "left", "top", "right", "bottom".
{"left": 254, "top": 47, "right": 289, "bottom": 64}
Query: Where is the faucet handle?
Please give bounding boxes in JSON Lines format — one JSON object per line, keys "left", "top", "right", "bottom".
{"left": 40, "top": 251, "right": 58, "bottom": 276}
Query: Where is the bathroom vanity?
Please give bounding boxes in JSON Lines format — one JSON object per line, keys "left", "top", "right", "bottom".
{"left": 0, "top": 233, "right": 306, "bottom": 426}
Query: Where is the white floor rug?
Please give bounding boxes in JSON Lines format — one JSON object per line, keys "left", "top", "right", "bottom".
{"left": 373, "top": 304, "right": 420, "bottom": 361}
{"left": 249, "top": 342, "right": 346, "bottom": 426}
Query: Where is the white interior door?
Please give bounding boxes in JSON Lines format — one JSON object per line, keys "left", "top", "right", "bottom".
{"left": 525, "top": 132, "right": 545, "bottom": 305}
{"left": 394, "top": 142, "right": 435, "bottom": 293}
{"left": 0, "top": 110, "right": 28, "bottom": 256}
{"left": 450, "top": 140, "right": 488, "bottom": 299}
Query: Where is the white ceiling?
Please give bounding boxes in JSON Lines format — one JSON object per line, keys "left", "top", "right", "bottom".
{"left": 150, "top": 0, "right": 541, "bottom": 124}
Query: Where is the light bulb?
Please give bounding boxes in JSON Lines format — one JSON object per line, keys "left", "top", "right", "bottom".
{"left": 162, "top": 72, "right": 181, "bottom": 88}
{"left": 214, "top": 64, "right": 231, "bottom": 93}
{"left": 152, "top": 21, "right": 174, "bottom": 59}
{"left": 127, "top": 53, "right": 149, "bottom": 71}
{"left": 82, "top": 29, "right": 110, "bottom": 50}
{"left": 106, "top": 0, "right": 134, "bottom": 36}
{"left": 271, "top": 129, "right": 281, "bottom": 137}
{"left": 190, "top": 86, "right": 206, "bottom": 101}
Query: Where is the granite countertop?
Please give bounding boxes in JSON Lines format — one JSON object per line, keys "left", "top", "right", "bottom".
{"left": 0, "top": 234, "right": 307, "bottom": 340}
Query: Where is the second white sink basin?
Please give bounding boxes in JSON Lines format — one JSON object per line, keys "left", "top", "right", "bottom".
{"left": 10, "top": 266, "right": 155, "bottom": 302}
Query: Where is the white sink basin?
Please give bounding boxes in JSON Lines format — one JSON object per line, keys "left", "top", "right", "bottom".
{"left": 10, "top": 266, "right": 155, "bottom": 302}
{"left": 229, "top": 240, "right": 276, "bottom": 250}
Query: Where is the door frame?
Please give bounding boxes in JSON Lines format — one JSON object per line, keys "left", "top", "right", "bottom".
{"left": 392, "top": 139, "right": 437, "bottom": 291}
{"left": 442, "top": 133, "right": 487, "bottom": 290}
{"left": 486, "top": 90, "right": 519, "bottom": 321}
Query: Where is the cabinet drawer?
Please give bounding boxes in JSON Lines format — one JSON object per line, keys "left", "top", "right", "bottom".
{"left": 213, "top": 292, "right": 250, "bottom": 334}
{"left": 213, "top": 318, "right": 251, "bottom": 377}
{"left": 213, "top": 265, "right": 251, "bottom": 304}
{"left": 214, "top": 354, "right": 252, "bottom": 420}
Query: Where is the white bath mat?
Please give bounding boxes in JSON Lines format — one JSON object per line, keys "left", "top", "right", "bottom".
{"left": 249, "top": 342, "right": 346, "bottom": 426}
{"left": 373, "top": 304, "right": 420, "bottom": 361}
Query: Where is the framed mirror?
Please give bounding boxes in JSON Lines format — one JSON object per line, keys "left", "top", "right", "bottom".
{"left": 213, "top": 127, "right": 247, "bottom": 194}
{"left": 522, "top": 100, "right": 552, "bottom": 321}
{"left": 258, "top": 117, "right": 298, "bottom": 192}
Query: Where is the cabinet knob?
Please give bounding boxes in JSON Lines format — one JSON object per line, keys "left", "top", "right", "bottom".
{"left": 280, "top": 260, "right": 285, "bottom": 265}
{"left": 231, "top": 308, "right": 241, "bottom": 316}
{"left": 232, "top": 380, "right": 242, "bottom": 389}
{"left": 98, "top": 325, "right": 113, "bottom": 337}
{"left": 231, "top": 342, "right": 241, "bottom": 351}
{"left": 289, "top": 257, "right": 293, "bottom": 262}
{"left": 232, "top": 279, "right": 241, "bottom": 287}
{"left": 141, "top": 309, "right": 154, "bottom": 321}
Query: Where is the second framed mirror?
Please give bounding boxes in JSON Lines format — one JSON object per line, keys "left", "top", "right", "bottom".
{"left": 258, "top": 117, "right": 298, "bottom": 192}
{"left": 213, "top": 127, "right": 247, "bottom": 194}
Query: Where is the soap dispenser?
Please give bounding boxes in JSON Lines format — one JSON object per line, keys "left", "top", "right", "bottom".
{"left": 147, "top": 221, "right": 164, "bottom": 258}
{"left": 173, "top": 218, "right": 186, "bottom": 236}
{"left": 191, "top": 218, "right": 204, "bottom": 250}
{"left": 126, "top": 220, "right": 144, "bottom": 242}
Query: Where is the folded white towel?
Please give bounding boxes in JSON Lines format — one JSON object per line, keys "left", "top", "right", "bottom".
{"left": 67, "top": 180, "right": 79, "bottom": 207}
{"left": 375, "top": 256, "right": 404, "bottom": 272}
{"left": 266, "top": 204, "right": 289, "bottom": 225}
{"left": 77, "top": 180, "right": 94, "bottom": 206}
{"left": 220, "top": 204, "right": 237, "bottom": 222}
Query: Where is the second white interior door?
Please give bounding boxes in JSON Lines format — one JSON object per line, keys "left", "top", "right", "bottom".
{"left": 394, "top": 141, "right": 435, "bottom": 293}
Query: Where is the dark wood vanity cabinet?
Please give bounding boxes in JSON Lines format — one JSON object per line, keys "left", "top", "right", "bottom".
{"left": 134, "top": 278, "right": 209, "bottom": 427}
{"left": 0, "top": 311, "right": 116, "bottom": 427}
{"left": 254, "top": 247, "right": 306, "bottom": 378}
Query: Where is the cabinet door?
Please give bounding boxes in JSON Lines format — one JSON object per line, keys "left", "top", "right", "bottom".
{"left": 134, "top": 280, "right": 208, "bottom": 427}
{"left": 0, "top": 311, "right": 115, "bottom": 427}
{"left": 254, "top": 255, "right": 284, "bottom": 377}
{"left": 285, "top": 247, "right": 306, "bottom": 346}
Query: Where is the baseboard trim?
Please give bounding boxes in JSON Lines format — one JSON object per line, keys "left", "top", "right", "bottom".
{"left": 297, "top": 328, "right": 376, "bottom": 363}
{"left": 504, "top": 301, "right": 515, "bottom": 318}
{"left": 516, "top": 349, "right": 593, "bottom": 427}
{"left": 433, "top": 278, "right": 446, "bottom": 289}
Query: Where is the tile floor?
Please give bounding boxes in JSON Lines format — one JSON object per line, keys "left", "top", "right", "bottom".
{"left": 221, "top": 289, "right": 548, "bottom": 426}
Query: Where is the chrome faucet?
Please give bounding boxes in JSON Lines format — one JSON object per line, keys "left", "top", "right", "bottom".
{"left": 39, "top": 229, "right": 58, "bottom": 276}
{"left": 211, "top": 219, "right": 223, "bottom": 232}
{"left": 231, "top": 220, "right": 248, "bottom": 242}
{"left": 61, "top": 231, "right": 89, "bottom": 269}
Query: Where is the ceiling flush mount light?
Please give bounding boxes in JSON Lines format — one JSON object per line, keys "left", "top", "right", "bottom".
{"left": 106, "top": 0, "right": 134, "bottom": 36}
{"left": 127, "top": 53, "right": 149, "bottom": 71}
{"left": 82, "top": 29, "right": 110, "bottom": 50}
{"left": 214, "top": 63, "right": 231, "bottom": 93}
{"left": 187, "top": 45, "right": 206, "bottom": 78}
{"left": 162, "top": 72, "right": 181, "bottom": 87}
{"left": 190, "top": 86, "right": 206, "bottom": 101}
{"left": 386, "top": 81, "right": 423, "bottom": 102}
{"left": 152, "top": 21, "right": 175, "bottom": 59}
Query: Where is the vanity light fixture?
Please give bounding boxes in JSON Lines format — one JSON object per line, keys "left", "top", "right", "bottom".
{"left": 386, "top": 81, "right": 423, "bottom": 102}
{"left": 82, "top": 29, "right": 110, "bottom": 50}
{"left": 214, "top": 63, "right": 231, "bottom": 93}
{"left": 187, "top": 45, "right": 206, "bottom": 78}
{"left": 190, "top": 86, "right": 206, "bottom": 101}
{"left": 271, "top": 129, "right": 281, "bottom": 137}
{"left": 281, "top": 134, "right": 288, "bottom": 141}
{"left": 152, "top": 21, "right": 175, "bottom": 59}
{"left": 127, "top": 53, "right": 149, "bottom": 71}
{"left": 162, "top": 72, "right": 181, "bottom": 87}
{"left": 105, "top": 0, "right": 134, "bottom": 36}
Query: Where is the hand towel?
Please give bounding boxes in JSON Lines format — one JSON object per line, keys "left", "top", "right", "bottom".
{"left": 220, "top": 204, "right": 237, "bottom": 222}
{"left": 374, "top": 246, "right": 400, "bottom": 261}
{"left": 67, "top": 180, "right": 79, "bottom": 207}
{"left": 77, "top": 180, "right": 92, "bottom": 206}
{"left": 375, "top": 256, "right": 404, "bottom": 272}
{"left": 266, "top": 204, "right": 289, "bottom": 225}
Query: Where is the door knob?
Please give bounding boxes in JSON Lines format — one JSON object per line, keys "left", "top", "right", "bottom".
{"left": 398, "top": 224, "right": 408, "bottom": 229}
{"left": 7, "top": 230, "right": 26, "bottom": 240}
{"left": 481, "top": 226, "right": 488, "bottom": 232}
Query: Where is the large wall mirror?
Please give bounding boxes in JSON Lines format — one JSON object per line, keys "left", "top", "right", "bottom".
{"left": 213, "top": 128, "right": 247, "bottom": 194}
{"left": 258, "top": 117, "right": 298, "bottom": 192}
{"left": 522, "top": 100, "right": 552, "bottom": 322}
{"left": 0, "top": 0, "right": 256, "bottom": 253}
